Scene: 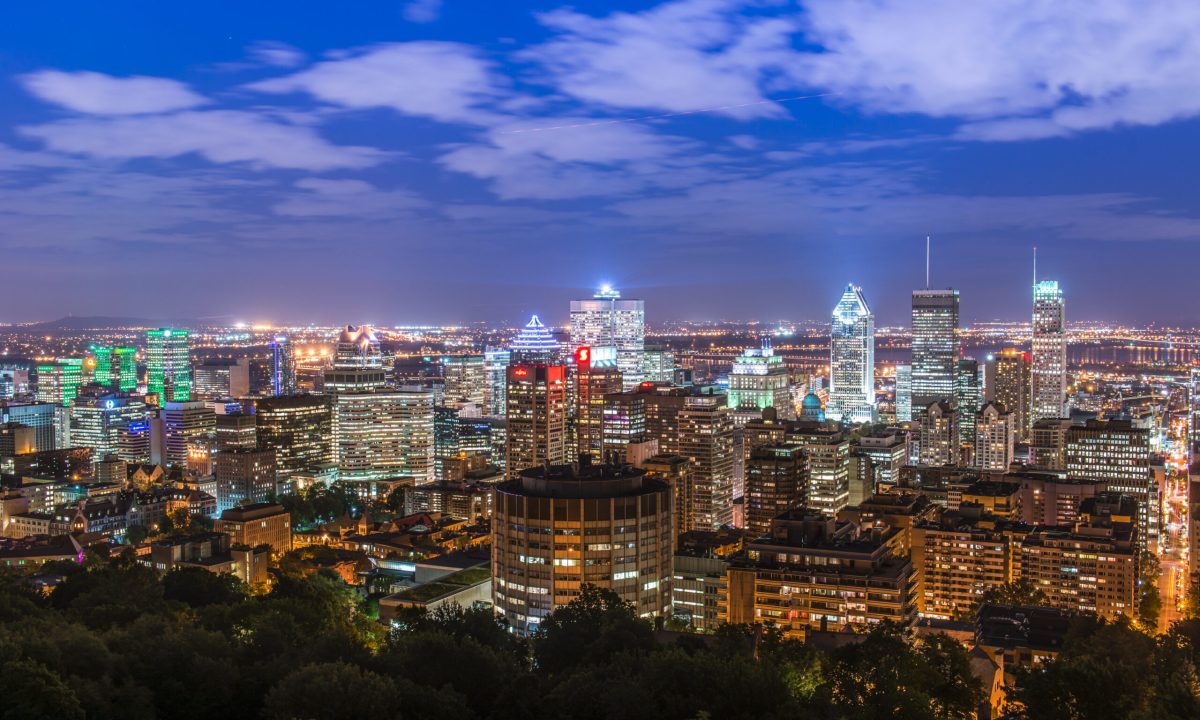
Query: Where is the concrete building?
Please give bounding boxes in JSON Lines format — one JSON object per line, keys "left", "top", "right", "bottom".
{"left": 214, "top": 502, "right": 292, "bottom": 555}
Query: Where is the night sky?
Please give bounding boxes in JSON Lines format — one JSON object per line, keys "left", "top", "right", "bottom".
{"left": 2, "top": 1, "right": 1199, "bottom": 327}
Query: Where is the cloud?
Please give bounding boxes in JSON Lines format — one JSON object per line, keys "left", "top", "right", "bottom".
{"left": 249, "top": 42, "right": 506, "bottom": 125}
{"left": 272, "top": 178, "right": 428, "bottom": 217}
{"left": 524, "top": 0, "right": 795, "bottom": 118}
{"left": 20, "top": 70, "right": 208, "bottom": 115}
{"left": 19, "top": 111, "right": 383, "bottom": 170}
{"left": 403, "top": 0, "right": 443, "bottom": 24}
{"left": 247, "top": 41, "right": 306, "bottom": 68}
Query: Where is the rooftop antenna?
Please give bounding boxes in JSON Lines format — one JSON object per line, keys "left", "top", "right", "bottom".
{"left": 925, "top": 235, "right": 931, "bottom": 289}
{"left": 1032, "top": 245, "right": 1037, "bottom": 287}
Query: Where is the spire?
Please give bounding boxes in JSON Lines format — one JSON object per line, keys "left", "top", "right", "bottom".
{"left": 925, "top": 235, "right": 931, "bottom": 289}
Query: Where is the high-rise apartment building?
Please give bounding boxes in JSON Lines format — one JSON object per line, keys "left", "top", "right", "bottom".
{"left": 987, "top": 349, "right": 1031, "bottom": 440}
{"left": 573, "top": 346, "right": 622, "bottom": 461}
{"left": 334, "top": 388, "right": 434, "bottom": 483}
{"left": 678, "top": 395, "right": 735, "bottom": 530}
{"left": 1031, "top": 280, "right": 1067, "bottom": 423}
{"left": 918, "top": 400, "right": 958, "bottom": 466}
{"left": 727, "top": 341, "right": 793, "bottom": 420}
{"left": 492, "top": 459, "right": 672, "bottom": 634}
{"left": 482, "top": 348, "right": 511, "bottom": 417}
{"left": 956, "top": 358, "right": 982, "bottom": 450}
{"left": 152, "top": 401, "right": 215, "bottom": 467}
{"left": 504, "top": 364, "right": 568, "bottom": 479}
{"left": 569, "top": 285, "right": 645, "bottom": 387}
{"left": 975, "top": 402, "right": 1015, "bottom": 471}
{"left": 894, "top": 364, "right": 912, "bottom": 423}
{"left": 146, "top": 328, "right": 192, "bottom": 403}
{"left": 789, "top": 425, "right": 852, "bottom": 515}
{"left": 828, "top": 284, "right": 875, "bottom": 423}
{"left": 1031, "top": 418, "right": 1073, "bottom": 468}
{"left": 744, "top": 444, "right": 806, "bottom": 536}
{"left": 912, "top": 509, "right": 1025, "bottom": 619}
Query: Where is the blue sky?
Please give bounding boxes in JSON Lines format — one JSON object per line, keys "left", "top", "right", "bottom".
{"left": 2, "top": 0, "right": 1199, "bottom": 326}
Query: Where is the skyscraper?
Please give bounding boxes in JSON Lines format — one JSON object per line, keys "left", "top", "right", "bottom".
{"left": 1031, "top": 280, "right": 1067, "bottom": 422}
{"left": 89, "top": 346, "right": 138, "bottom": 392}
{"left": 35, "top": 359, "right": 83, "bottom": 407}
{"left": 254, "top": 395, "right": 334, "bottom": 479}
{"left": 678, "top": 395, "right": 735, "bottom": 530}
{"left": 975, "top": 401, "right": 1015, "bottom": 471}
{"left": 147, "top": 328, "right": 192, "bottom": 403}
{"left": 957, "top": 357, "right": 982, "bottom": 448}
{"left": 726, "top": 341, "right": 792, "bottom": 420}
{"left": 987, "top": 349, "right": 1031, "bottom": 441}
{"left": 829, "top": 284, "right": 875, "bottom": 424}
{"left": 270, "top": 335, "right": 297, "bottom": 397}
{"left": 441, "top": 354, "right": 486, "bottom": 408}
{"left": 68, "top": 392, "right": 150, "bottom": 459}
{"left": 504, "top": 363, "right": 568, "bottom": 479}
{"left": 509, "top": 315, "right": 561, "bottom": 364}
{"left": 333, "top": 387, "right": 434, "bottom": 482}
{"left": 894, "top": 364, "right": 912, "bottom": 423}
{"left": 483, "top": 348, "right": 511, "bottom": 417}
{"left": 910, "top": 290, "right": 960, "bottom": 409}
{"left": 570, "top": 285, "right": 645, "bottom": 387}
{"left": 573, "top": 346, "right": 622, "bottom": 462}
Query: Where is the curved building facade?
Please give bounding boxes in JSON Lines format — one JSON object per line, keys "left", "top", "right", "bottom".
{"left": 492, "top": 458, "right": 673, "bottom": 634}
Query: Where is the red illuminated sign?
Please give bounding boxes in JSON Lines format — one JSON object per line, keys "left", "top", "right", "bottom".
{"left": 575, "top": 346, "right": 591, "bottom": 368}
{"left": 513, "top": 367, "right": 529, "bottom": 377}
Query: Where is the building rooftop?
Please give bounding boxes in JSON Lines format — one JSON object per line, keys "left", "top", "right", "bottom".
{"left": 976, "top": 603, "right": 1073, "bottom": 653}
{"left": 218, "top": 503, "right": 288, "bottom": 522}
{"left": 502, "top": 456, "right": 667, "bottom": 499}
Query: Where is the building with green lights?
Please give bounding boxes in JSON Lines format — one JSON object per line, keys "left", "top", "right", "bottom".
{"left": 146, "top": 328, "right": 192, "bottom": 402}
{"left": 35, "top": 359, "right": 83, "bottom": 407}
{"left": 726, "top": 342, "right": 792, "bottom": 420}
{"left": 89, "top": 346, "right": 139, "bottom": 392}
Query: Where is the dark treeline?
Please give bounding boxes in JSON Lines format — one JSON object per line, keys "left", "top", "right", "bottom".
{"left": 1, "top": 558, "right": 1199, "bottom": 720}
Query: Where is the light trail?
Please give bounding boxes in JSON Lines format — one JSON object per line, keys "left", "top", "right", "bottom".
{"left": 498, "top": 93, "right": 840, "bottom": 134}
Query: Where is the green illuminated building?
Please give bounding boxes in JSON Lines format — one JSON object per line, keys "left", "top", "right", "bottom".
{"left": 35, "top": 359, "right": 84, "bottom": 407}
{"left": 89, "top": 345, "right": 139, "bottom": 392}
{"left": 147, "top": 328, "right": 192, "bottom": 402}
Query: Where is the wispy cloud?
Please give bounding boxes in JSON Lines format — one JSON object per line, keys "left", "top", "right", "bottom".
{"left": 20, "top": 70, "right": 208, "bottom": 115}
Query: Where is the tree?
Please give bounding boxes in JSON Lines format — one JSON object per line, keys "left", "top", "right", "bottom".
{"left": 0, "top": 659, "right": 85, "bottom": 720}
{"left": 162, "top": 566, "right": 248, "bottom": 607}
{"left": 533, "top": 584, "right": 655, "bottom": 675}
{"left": 262, "top": 661, "right": 471, "bottom": 720}
{"left": 965, "top": 579, "right": 1048, "bottom": 620}
{"left": 125, "top": 524, "right": 149, "bottom": 545}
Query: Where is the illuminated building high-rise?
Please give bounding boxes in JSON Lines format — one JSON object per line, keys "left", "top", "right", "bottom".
{"left": 918, "top": 400, "right": 958, "bottom": 467}
{"left": 35, "top": 359, "right": 83, "bottom": 407}
{"left": 570, "top": 286, "right": 645, "bottom": 388}
{"left": 152, "top": 400, "right": 215, "bottom": 467}
{"left": 441, "top": 354, "right": 486, "bottom": 408}
{"left": 744, "top": 444, "right": 805, "bottom": 536}
{"left": 215, "top": 447, "right": 277, "bottom": 511}
{"left": 987, "top": 349, "right": 1031, "bottom": 441}
{"left": 910, "top": 290, "right": 960, "bottom": 409}
{"left": 270, "top": 335, "right": 297, "bottom": 397}
{"left": 492, "top": 459, "right": 672, "bottom": 634}
{"left": 89, "top": 346, "right": 138, "bottom": 392}
{"left": 504, "top": 363, "right": 568, "bottom": 479}
{"left": 483, "top": 348, "right": 511, "bottom": 417}
{"left": 894, "top": 364, "right": 912, "bottom": 423}
{"left": 147, "top": 328, "right": 192, "bottom": 402}
{"left": 956, "top": 358, "right": 982, "bottom": 449}
{"left": 726, "top": 341, "right": 793, "bottom": 420}
{"left": 975, "top": 401, "right": 1015, "bottom": 471}
{"left": 334, "top": 387, "right": 434, "bottom": 482}
{"left": 0, "top": 402, "right": 57, "bottom": 452}
{"left": 678, "top": 395, "right": 735, "bottom": 529}
{"left": 255, "top": 395, "right": 334, "bottom": 478}
{"left": 334, "top": 324, "right": 381, "bottom": 368}
{"left": 509, "top": 315, "right": 561, "bottom": 364}
{"left": 68, "top": 391, "right": 151, "bottom": 459}
{"left": 828, "top": 284, "right": 875, "bottom": 424}
{"left": 1031, "top": 280, "right": 1067, "bottom": 422}
{"left": 573, "top": 346, "right": 622, "bottom": 462}
{"left": 1066, "top": 419, "right": 1154, "bottom": 548}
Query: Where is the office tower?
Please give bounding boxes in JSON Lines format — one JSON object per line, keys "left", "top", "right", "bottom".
{"left": 493, "top": 459, "right": 672, "bottom": 634}
{"left": 482, "top": 348, "right": 510, "bottom": 417}
{"left": 509, "top": 315, "right": 561, "bottom": 364}
{"left": 270, "top": 335, "right": 297, "bottom": 397}
{"left": 194, "top": 358, "right": 251, "bottom": 399}
{"left": 68, "top": 392, "right": 151, "bottom": 459}
{"left": 117, "top": 419, "right": 152, "bottom": 463}
{"left": 215, "top": 412, "right": 257, "bottom": 450}
{"left": 910, "top": 290, "right": 960, "bottom": 409}
{"left": 911, "top": 509, "right": 1023, "bottom": 619}
{"left": 987, "top": 349, "right": 1031, "bottom": 441}
{"left": 790, "top": 425, "right": 852, "bottom": 515}
{"left": 642, "top": 453, "right": 692, "bottom": 535}
{"left": 918, "top": 400, "right": 959, "bottom": 466}
{"left": 641, "top": 345, "right": 674, "bottom": 384}
{"left": 573, "top": 346, "right": 622, "bottom": 461}
{"left": 956, "top": 358, "right": 982, "bottom": 449}
{"left": 335, "top": 387, "right": 434, "bottom": 482}
{"left": 147, "top": 328, "right": 192, "bottom": 403}
{"left": 215, "top": 447, "right": 278, "bottom": 511}
{"left": 828, "top": 284, "right": 875, "bottom": 424}
{"left": 505, "top": 363, "right": 567, "bottom": 478}
{"left": 744, "top": 444, "right": 806, "bottom": 536}
{"left": 89, "top": 346, "right": 138, "bottom": 392}
{"left": 570, "top": 285, "right": 645, "bottom": 387}
{"left": 853, "top": 429, "right": 907, "bottom": 489}
{"left": 36, "top": 359, "right": 83, "bottom": 407}
{"left": 255, "top": 395, "right": 333, "bottom": 478}
{"left": 1, "top": 402, "right": 58, "bottom": 452}
{"left": 335, "top": 324, "right": 381, "bottom": 368}
{"left": 678, "top": 395, "right": 735, "bottom": 530}
{"left": 725, "top": 513, "right": 915, "bottom": 639}
{"left": 152, "top": 401, "right": 215, "bottom": 467}
{"left": 1031, "top": 280, "right": 1067, "bottom": 423}
{"left": 642, "top": 387, "right": 693, "bottom": 455}
{"left": 726, "top": 341, "right": 793, "bottom": 420}
{"left": 434, "top": 405, "right": 460, "bottom": 479}
{"left": 441, "top": 354, "right": 486, "bottom": 407}
{"left": 975, "top": 402, "right": 1015, "bottom": 471}
{"left": 895, "top": 365, "right": 912, "bottom": 422}
{"left": 602, "top": 391, "right": 648, "bottom": 462}
{"left": 1066, "top": 419, "right": 1154, "bottom": 546}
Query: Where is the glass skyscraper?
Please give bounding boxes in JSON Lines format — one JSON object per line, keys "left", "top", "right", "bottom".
{"left": 1031, "top": 280, "right": 1067, "bottom": 422}
{"left": 270, "top": 335, "right": 297, "bottom": 397}
{"left": 147, "top": 328, "right": 192, "bottom": 402}
{"left": 910, "top": 290, "right": 960, "bottom": 409}
{"left": 828, "top": 284, "right": 875, "bottom": 423}
{"left": 569, "top": 285, "right": 645, "bottom": 388}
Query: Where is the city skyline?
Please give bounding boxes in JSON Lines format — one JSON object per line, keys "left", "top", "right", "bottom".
{"left": 3, "top": 1, "right": 1200, "bottom": 325}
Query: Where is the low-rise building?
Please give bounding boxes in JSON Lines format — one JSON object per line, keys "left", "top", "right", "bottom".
{"left": 145, "top": 532, "right": 271, "bottom": 585}
{"left": 214, "top": 503, "right": 291, "bottom": 555}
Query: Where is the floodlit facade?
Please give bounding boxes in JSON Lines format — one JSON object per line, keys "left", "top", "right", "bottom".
{"left": 569, "top": 286, "right": 645, "bottom": 387}
{"left": 334, "top": 388, "right": 434, "bottom": 483}
{"left": 509, "top": 315, "right": 561, "bottom": 364}
{"left": 910, "top": 290, "right": 960, "bottom": 409}
{"left": 726, "top": 341, "right": 793, "bottom": 420}
{"left": 35, "top": 359, "right": 83, "bottom": 407}
{"left": 1031, "top": 281, "right": 1067, "bottom": 423}
{"left": 987, "top": 349, "right": 1031, "bottom": 440}
{"left": 975, "top": 402, "right": 1015, "bottom": 471}
{"left": 505, "top": 363, "right": 568, "bottom": 478}
{"left": 270, "top": 335, "right": 297, "bottom": 397}
{"left": 483, "top": 348, "right": 511, "bottom": 417}
{"left": 828, "top": 284, "right": 875, "bottom": 423}
{"left": 146, "top": 328, "right": 192, "bottom": 402}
